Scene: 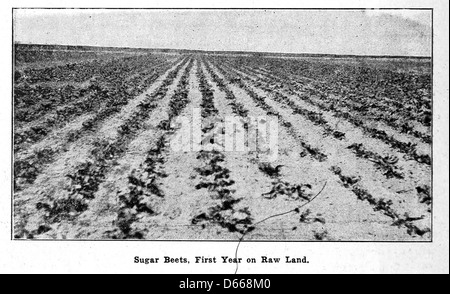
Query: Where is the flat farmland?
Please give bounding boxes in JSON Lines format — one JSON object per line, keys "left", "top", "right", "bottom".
{"left": 13, "top": 45, "right": 432, "bottom": 240}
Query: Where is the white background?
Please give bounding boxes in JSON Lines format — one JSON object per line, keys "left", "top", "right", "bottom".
{"left": 1, "top": 0, "right": 448, "bottom": 274}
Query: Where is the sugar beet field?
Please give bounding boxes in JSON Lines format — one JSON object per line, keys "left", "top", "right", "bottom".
{"left": 13, "top": 45, "right": 432, "bottom": 240}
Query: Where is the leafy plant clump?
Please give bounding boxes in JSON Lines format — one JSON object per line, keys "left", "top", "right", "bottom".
{"left": 262, "top": 180, "right": 312, "bottom": 201}
{"left": 347, "top": 143, "right": 404, "bottom": 179}
{"left": 416, "top": 185, "right": 432, "bottom": 205}
{"left": 299, "top": 209, "right": 326, "bottom": 224}
{"left": 258, "top": 162, "right": 283, "bottom": 178}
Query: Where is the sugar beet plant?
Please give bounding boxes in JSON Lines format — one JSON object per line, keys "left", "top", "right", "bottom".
{"left": 347, "top": 143, "right": 404, "bottom": 179}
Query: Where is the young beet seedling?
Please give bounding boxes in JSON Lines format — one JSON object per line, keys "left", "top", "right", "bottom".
{"left": 258, "top": 162, "right": 283, "bottom": 178}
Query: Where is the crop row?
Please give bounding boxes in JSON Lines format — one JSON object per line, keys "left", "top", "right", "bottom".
{"left": 306, "top": 85, "right": 432, "bottom": 144}
{"left": 14, "top": 57, "right": 170, "bottom": 126}
{"left": 203, "top": 61, "right": 249, "bottom": 117}
{"left": 210, "top": 61, "right": 328, "bottom": 162}
{"left": 14, "top": 47, "right": 118, "bottom": 65}
{"left": 65, "top": 58, "right": 184, "bottom": 143}
{"left": 258, "top": 62, "right": 432, "bottom": 142}
{"left": 14, "top": 54, "right": 164, "bottom": 109}
{"left": 331, "top": 166, "right": 430, "bottom": 237}
{"left": 209, "top": 59, "right": 432, "bottom": 238}
{"left": 15, "top": 53, "right": 150, "bottom": 84}
{"left": 225, "top": 60, "right": 431, "bottom": 165}
{"left": 222, "top": 63, "right": 412, "bottom": 180}
{"left": 105, "top": 59, "right": 195, "bottom": 239}
{"left": 204, "top": 60, "right": 326, "bottom": 238}
{"left": 234, "top": 56, "right": 431, "bottom": 127}
{"left": 14, "top": 58, "right": 188, "bottom": 192}
{"left": 26, "top": 59, "right": 193, "bottom": 237}
{"left": 231, "top": 58, "right": 431, "bottom": 143}
{"left": 207, "top": 60, "right": 313, "bottom": 200}
{"left": 191, "top": 62, "right": 252, "bottom": 234}
{"left": 224, "top": 63, "right": 346, "bottom": 140}
{"left": 205, "top": 60, "right": 320, "bottom": 202}
{"left": 347, "top": 143, "right": 404, "bottom": 179}
{"left": 14, "top": 56, "right": 177, "bottom": 150}
{"left": 106, "top": 137, "right": 167, "bottom": 239}
{"left": 240, "top": 61, "right": 430, "bottom": 136}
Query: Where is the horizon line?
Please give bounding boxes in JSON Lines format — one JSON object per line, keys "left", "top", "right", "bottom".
{"left": 14, "top": 42, "right": 432, "bottom": 60}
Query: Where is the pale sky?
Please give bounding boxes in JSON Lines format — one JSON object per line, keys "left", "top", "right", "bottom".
{"left": 13, "top": 9, "right": 432, "bottom": 56}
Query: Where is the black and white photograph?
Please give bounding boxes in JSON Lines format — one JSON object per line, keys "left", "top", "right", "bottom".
{"left": 1, "top": 0, "right": 448, "bottom": 274}
{"left": 11, "top": 8, "right": 435, "bottom": 241}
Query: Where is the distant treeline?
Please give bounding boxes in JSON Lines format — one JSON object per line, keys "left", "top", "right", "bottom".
{"left": 14, "top": 43, "right": 431, "bottom": 60}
